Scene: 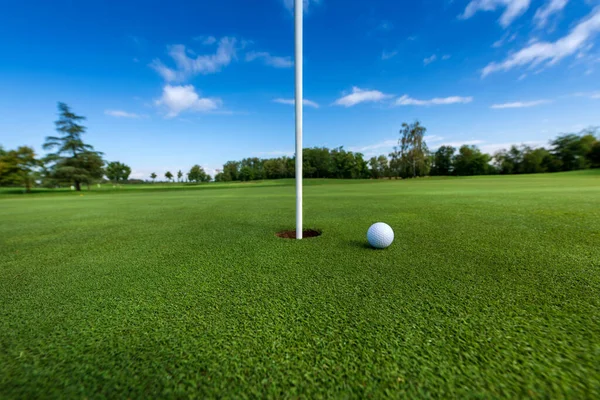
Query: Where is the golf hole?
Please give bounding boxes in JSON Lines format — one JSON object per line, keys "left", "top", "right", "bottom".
{"left": 276, "top": 229, "right": 322, "bottom": 239}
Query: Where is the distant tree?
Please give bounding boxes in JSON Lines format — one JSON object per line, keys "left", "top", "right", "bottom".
{"left": 589, "top": 140, "right": 600, "bottom": 168}
{"left": 105, "top": 161, "right": 131, "bottom": 183}
{"left": 188, "top": 165, "right": 210, "bottom": 183}
{"left": 150, "top": 172, "right": 157, "bottom": 182}
{"left": 304, "top": 147, "right": 332, "bottom": 178}
{"left": 239, "top": 166, "right": 253, "bottom": 181}
{"left": 431, "top": 146, "right": 455, "bottom": 176}
{"left": 388, "top": 146, "right": 402, "bottom": 179}
{"left": 43, "top": 103, "right": 104, "bottom": 191}
{"left": 550, "top": 132, "right": 596, "bottom": 171}
{"left": 521, "top": 147, "right": 551, "bottom": 174}
{"left": 0, "top": 146, "right": 39, "bottom": 192}
{"left": 165, "top": 171, "right": 173, "bottom": 182}
{"left": 221, "top": 161, "right": 240, "bottom": 181}
{"left": 177, "top": 170, "right": 183, "bottom": 182}
{"left": 453, "top": 145, "right": 492, "bottom": 176}
{"left": 397, "top": 121, "right": 430, "bottom": 178}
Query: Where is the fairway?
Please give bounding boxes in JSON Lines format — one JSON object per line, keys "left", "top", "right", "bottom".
{"left": 1, "top": 172, "right": 600, "bottom": 398}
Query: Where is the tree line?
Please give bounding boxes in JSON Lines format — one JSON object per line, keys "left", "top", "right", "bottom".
{"left": 1, "top": 104, "right": 599, "bottom": 192}
{"left": 214, "top": 121, "right": 600, "bottom": 181}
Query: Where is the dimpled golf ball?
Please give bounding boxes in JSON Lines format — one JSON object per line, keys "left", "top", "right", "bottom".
{"left": 367, "top": 222, "right": 394, "bottom": 249}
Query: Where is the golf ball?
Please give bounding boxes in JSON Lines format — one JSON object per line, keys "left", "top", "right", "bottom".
{"left": 367, "top": 222, "right": 394, "bottom": 249}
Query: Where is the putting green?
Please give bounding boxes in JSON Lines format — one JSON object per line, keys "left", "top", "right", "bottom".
{"left": 1, "top": 171, "right": 599, "bottom": 398}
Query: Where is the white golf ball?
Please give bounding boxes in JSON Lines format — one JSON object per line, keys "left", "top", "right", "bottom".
{"left": 367, "top": 222, "right": 394, "bottom": 249}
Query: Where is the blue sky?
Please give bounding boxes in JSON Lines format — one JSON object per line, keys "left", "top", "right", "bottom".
{"left": 1, "top": 0, "right": 599, "bottom": 179}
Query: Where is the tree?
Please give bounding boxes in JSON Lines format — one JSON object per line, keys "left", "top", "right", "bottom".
{"left": 150, "top": 172, "right": 157, "bottom": 182}
{"left": 388, "top": 147, "right": 402, "bottom": 179}
{"left": 188, "top": 165, "right": 210, "bottom": 183}
{"left": 43, "top": 102, "right": 104, "bottom": 191}
{"left": 105, "top": 161, "right": 131, "bottom": 183}
{"left": 177, "top": 170, "right": 183, "bottom": 182}
{"left": 165, "top": 171, "right": 173, "bottom": 182}
{"left": 453, "top": 145, "right": 492, "bottom": 176}
{"left": 398, "top": 121, "right": 430, "bottom": 178}
{"left": 521, "top": 147, "right": 551, "bottom": 174}
{"left": 550, "top": 132, "right": 596, "bottom": 171}
{"left": 0, "top": 146, "right": 39, "bottom": 192}
{"left": 589, "top": 141, "right": 600, "bottom": 168}
{"left": 431, "top": 146, "right": 455, "bottom": 176}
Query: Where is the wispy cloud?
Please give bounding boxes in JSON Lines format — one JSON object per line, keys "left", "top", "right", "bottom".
{"left": 423, "top": 54, "right": 437, "bottom": 65}
{"left": 482, "top": 8, "right": 600, "bottom": 77}
{"left": 442, "top": 54, "right": 451, "bottom": 60}
{"left": 490, "top": 99, "right": 551, "bottom": 108}
{"left": 382, "top": 50, "right": 398, "bottom": 60}
{"left": 150, "top": 37, "right": 238, "bottom": 82}
{"left": 104, "top": 110, "right": 144, "bottom": 118}
{"left": 395, "top": 95, "right": 473, "bottom": 106}
{"left": 348, "top": 135, "right": 445, "bottom": 157}
{"left": 194, "top": 35, "right": 217, "bottom": 45}
{"left": 333, "top": 87, "right": 393, "bottom": 107}
{"left": 273, "top": 98, "right": 320, "bottom": 108}
{"left": 155, "top": 85, "right": 222, "bottom": 117}
{"left": 435, "top": 140, "right": 485, "bottom": 148}
{"left": 246, "top": 51, "right": 293, "bottom": 68}
{"left": 460, "top": 0, "right": 531, "bottom": 28}
{"left": 492, "top": 31, "right": 517, "bottom": 48}
{"left": 378, "top": 20, "right": 394, "bottom": 31}
{"left": 534, "top": 0, "right": 569, "bottom": 29}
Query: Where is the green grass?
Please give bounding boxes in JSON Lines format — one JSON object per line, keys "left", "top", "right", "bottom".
{"left": 1, "top": 171, "right": 600, "bottom": 398}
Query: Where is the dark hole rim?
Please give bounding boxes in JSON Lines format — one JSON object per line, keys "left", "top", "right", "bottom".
{"left": 276, "top": 229, "right": 322, "bottom": 239}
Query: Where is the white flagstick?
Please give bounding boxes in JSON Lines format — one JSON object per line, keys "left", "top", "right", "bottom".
{"left": 294, "top": 0, "right": 303, "bottom": 240}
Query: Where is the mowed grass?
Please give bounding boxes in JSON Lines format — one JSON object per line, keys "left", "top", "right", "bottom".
{"left": 1, "top": 171, "right": 599, "bottom": 398}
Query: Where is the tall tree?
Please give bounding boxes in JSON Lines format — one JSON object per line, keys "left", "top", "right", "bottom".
{"left": 150, "top": 172, "right": 157, "bottom": 182}
{"left": 177, "top": 170, "right": 183, "bottom": 182}
{"left": 188, "top": 165, "right": 210, "bottom": 183}
{"left": 43, "top": 103, "right": 103, "bottom": 191}
{"left": 0, "top": 146, "right": 39, "bottom": 192}
{"left": 105, "top": 161, "right": 131, "bottom": 183}
{"left": 165, "top": 171, "right": 173, "bottom": 182}
{"left": 398, "top": 121, "right": 430, "bottom": 178}
{"left": 431, "top": 146, "right": 455, "bottom": 176}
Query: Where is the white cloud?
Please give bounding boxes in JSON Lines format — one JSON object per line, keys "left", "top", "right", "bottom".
{"left": 492, "top": 32, "right": 518, "bottom": 48}
{"left": 382, "top": 50, "right": 398, "bottom": 60}
{"left": 460, "top": 0, "right": 531, "bottom": 27}
{"left": 333, "top": 87, "right": 393, "bottom": 107}
{"left": 424, "top": 54, "right": 437, "bottom": 65}
{"left": 155, "top": 85, "right": 221, "bottom": 117}
{"left": 395, "top": 95, "right": 473, "bottom": 106}
{"left": 105, "top": 110, "right": 143, "bottom": 118}
{"left": 273, "top": 98, "right": 320, "bottom": 108}
{"left": 490, "top": 99, "right": 551, "bottom": 108}
{"left": 150, "top": 37, "right": 238, "bottom": 82}
{"left": 534, "top": 0, "right": 568, "bottom": 29}
{"left": 282, "top": 0, "right": 321, "bottom": 14}
{"left": 246, "top": 51, "right": 293, "bottom": 68}
{"left": 442, "top": 54, "right": 451, "bottom": 60}
{"left": 482, "top": 8, "right": 600, "bottom": 77}
{"left": 348, "top": 140, "right": 398, "bottom": 154}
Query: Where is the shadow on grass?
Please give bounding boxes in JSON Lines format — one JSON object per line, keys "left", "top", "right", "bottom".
{"left": 347, "top": 240, "right": 376, "bottom": 250}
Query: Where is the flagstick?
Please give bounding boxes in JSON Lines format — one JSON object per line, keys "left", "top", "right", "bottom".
{"left": 295, "top": 0, "right": 303, "bottom": 240}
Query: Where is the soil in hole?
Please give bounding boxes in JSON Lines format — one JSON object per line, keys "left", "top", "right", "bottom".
{"left": 276, "top": 229, "right": 322, "bottom": 239}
